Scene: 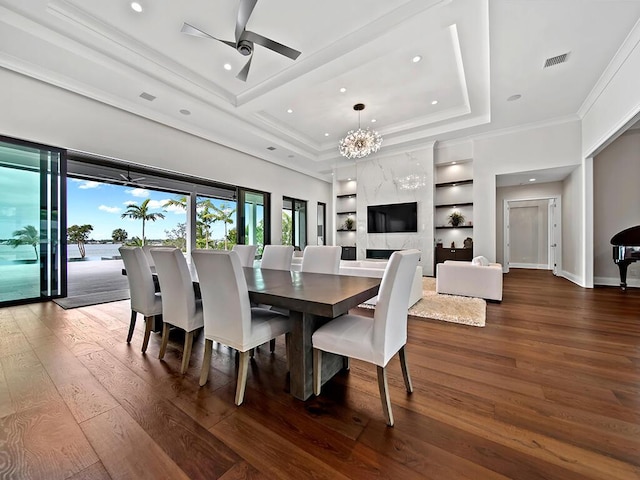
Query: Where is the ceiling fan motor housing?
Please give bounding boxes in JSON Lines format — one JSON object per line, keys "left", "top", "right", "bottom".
{"left": 237, "top": 40, "right": 253, "bottom": 56}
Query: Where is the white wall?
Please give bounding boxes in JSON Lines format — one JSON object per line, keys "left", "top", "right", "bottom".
{"left": 581, "top": 22, "right": 640, "bottom": 158}
{"left": 0, "top": 69, "right": 332, "bottom": 245}
{"left": 471, "top": 121, "right": 582, "bottom": 272}
{"left": 561, "top": 166, "right": 584, "bottom": 284}
{"left": 593, "top": 129, "right": 640, "bottom": 286}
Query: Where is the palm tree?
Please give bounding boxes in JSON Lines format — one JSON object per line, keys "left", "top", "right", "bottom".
{"left": 121, "top": 199, "right": 165, "bottom": 246}
{"left": 8, "top": 225, "right": 39, "bottom": 260}
{"left": 212, "top": 203, "right": 236, "bottom": 250}
{"left": 67, "top": 224, "right": 93, "bottom": 258}
{"left": 111, "top": 228, "right": 128, "bottom": 243}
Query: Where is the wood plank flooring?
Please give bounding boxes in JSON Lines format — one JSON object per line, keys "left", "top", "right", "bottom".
{"left": 0, "top": 269, "right": 639, "bottom": 479}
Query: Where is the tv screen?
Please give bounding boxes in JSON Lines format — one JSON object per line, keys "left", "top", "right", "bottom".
{"left": 367, "top": 202, "right": 417, "bottom": 233}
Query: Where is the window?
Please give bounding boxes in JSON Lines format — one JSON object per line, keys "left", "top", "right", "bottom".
{"left": 238, "top": 189, "right": 269, "bottom": 256}
{"left": 283, "top": 197, "right": 307, "bottom": 250}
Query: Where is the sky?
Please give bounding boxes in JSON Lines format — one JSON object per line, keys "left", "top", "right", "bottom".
{"left": 67, "top": 178, "right": 236, "bottom": 241}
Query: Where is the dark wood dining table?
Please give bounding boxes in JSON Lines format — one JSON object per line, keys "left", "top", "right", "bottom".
{"left": 126, "top": 263, "right": 382, "bottom": 400}
{"left": 242, "top": 267, "right": 381, "bottom": 400}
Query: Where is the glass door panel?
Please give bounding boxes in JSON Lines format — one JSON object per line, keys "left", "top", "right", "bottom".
{"left": 0, "top": 138, "right": 64, "bottom": 304}
{"left": 238, "top": 190, "right": 266, "bottom": 257}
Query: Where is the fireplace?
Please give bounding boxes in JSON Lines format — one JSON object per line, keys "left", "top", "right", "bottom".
{"left": 366, "top": 249, "right": 398, "bottom": 260}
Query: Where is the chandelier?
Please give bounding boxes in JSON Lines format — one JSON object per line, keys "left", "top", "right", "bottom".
{"left": 339, "top": 103, "right": 382, "bottom": 159}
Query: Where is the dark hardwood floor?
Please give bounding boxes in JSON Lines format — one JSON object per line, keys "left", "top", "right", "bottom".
{"left": 1, "top": 269, "right": 639, "bottom": 479}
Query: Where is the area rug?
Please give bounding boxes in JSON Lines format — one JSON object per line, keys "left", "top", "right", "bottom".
{"left": 360, "top": 277, "right": 486, "bottom": 327}
{"left": 53, "top": 289, "right": 130, "bottom": 310}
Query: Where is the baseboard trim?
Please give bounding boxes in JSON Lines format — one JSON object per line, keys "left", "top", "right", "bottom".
{"left": 560, "top": 270, "right": 586, "bottom": 287}
{"left": 593, "top": 276, "right": 640, "bottom": 288}
{"left": 509, "top": 263, "right": 550, "bottom": 270}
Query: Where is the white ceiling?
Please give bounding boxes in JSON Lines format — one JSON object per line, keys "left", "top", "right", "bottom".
{"left": 2, "top": 0, "right": 640, "bottom": 180}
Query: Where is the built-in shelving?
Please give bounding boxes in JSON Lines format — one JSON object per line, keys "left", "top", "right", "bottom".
{"left": 434, "top": 202, "right": 473, "bottom": 209}
{"left": 435, "top": 179, "right": 473, "bottom": 188}
{"left": 434, "top": 162, "right": 474, "bottom": 264}
{"left": 336, "top": 180, "right": 357, "bottom": 259}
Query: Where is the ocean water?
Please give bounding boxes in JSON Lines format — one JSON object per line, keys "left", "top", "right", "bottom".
{"left": 0, "top": 243, "right": 124, "bottom": 261}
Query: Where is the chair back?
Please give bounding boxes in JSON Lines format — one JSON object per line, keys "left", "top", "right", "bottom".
{"left": 260, "top": 245, "right": 294, "bottom": 270}
{"left": 151, "top": 248, "right": 200, "bottom": 331}
{"left": 232, "top": 244, "right": 258, "bottom": 268}
{"left": 373, "top": 249, "right": 421, "bottom": 365}
{"left": 301, "top": 246, "right": 341, "bottom": 274}
{"left": 142, "top": 244, "right": 176, "bottom": 267}
{"left": 192, "top": 250, "right": 252, "bottom": 349}
{"left": 119, "top": 246, "right": 158, "bottom": 315}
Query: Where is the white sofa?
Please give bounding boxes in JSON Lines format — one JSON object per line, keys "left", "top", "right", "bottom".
{"left": 436, "top": 260, "right": 503, "bottom": 301}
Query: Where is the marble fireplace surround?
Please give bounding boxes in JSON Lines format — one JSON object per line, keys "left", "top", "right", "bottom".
{"left": 338, "top": 145, "right": 435, "bottom": 276}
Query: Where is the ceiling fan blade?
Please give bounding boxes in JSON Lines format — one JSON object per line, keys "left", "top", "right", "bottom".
{"left": 181, "top": 22, "right": 236, "bottom": 49}
{"left": 243, "top": 31, "right": 301, "bottom": 60}
{"left": 236, "top": 54, "right": 253, "bottom": 82}
{"left": 235, "top": 0, "right": 258, "bottom": 44}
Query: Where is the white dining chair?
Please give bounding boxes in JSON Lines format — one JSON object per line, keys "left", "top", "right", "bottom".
{"left": 312, "top": 249, "right": 421, "bottom": 426}
{"left": 118, "top": 246, "right": 162, "bottom": 353}
{"left": 192, "top": 250, "right": 291, "bottom": 405}
{"left": 150, "top": 248, "right": 204, "bottom": 374}
{"left": 232, "top": 244, "right": 258, "bottom": 268}
{"left": 301, "top": 245, "right": 342, "bottom": 274}
{"left": 260, "top": 245, "right": 294, "bottom": 270}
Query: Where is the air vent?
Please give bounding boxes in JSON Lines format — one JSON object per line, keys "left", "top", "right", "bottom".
{"left": 139, "top": 92, "right": 156, "bottom": 101}
{"left": 543, "top": 53, "right": 569, "bottom": 68}
{"left": 267, "top": 146, "right": 276, "bottom": 151}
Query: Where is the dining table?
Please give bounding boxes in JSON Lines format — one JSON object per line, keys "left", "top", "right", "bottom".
{"left": 242, "top": 267, "right": 381, "bottom": 400}
{"left": 125, "top": 262, "right": 382, "bottom": 400}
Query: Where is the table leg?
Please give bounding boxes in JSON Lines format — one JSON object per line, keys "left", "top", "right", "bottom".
{"left": 288, "top": 311, "right": 345, "bottom": 401}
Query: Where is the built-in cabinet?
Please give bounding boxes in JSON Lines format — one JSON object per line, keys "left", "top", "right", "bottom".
{"left": 336, "top": 180, "right": 357, "bottom": 259}
{"left": 434, "top": 161, "right": 474, "bottom": 263}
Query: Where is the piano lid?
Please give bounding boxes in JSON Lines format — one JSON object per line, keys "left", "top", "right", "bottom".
{"left": 610, "top": 225, "right": 640, "bottom": 245}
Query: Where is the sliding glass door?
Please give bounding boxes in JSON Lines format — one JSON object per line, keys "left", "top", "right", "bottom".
{"left": 0, "top": 137, "right": 65, "bottom": 304}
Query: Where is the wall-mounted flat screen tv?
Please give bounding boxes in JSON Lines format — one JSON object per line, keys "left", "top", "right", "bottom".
{"left": 367, "top": 202, "right": 418, "bottom": 233}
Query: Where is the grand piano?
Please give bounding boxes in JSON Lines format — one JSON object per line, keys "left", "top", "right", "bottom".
{"left": 611, "top": 225, "right": 640, "bottom": 290}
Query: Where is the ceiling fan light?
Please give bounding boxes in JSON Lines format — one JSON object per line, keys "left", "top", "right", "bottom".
{"left": 130, "top": 2, "right": 143, "bottom": 13}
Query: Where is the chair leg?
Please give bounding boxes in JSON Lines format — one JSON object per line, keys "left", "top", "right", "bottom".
{"left": 377, "top": 365, "right": 394, "bottom": 427}
{"left": 141, "top": 316, "right": 153, "bottom": 353}
{"left": 269, "top": 338, "right": 276, "bottom": 353}
{"left": 399, "top": 346, "right": 413, "bottom": 393}
{"left": 158, "top": 322, "right": 170, "bottom": 359}
{"left": 343, "top": 357, "right": 350, "bottom": 371}
{"left": 181, "top": 331, "right": 194, "bottom": 374}
{"left": 235, "top": 350, "right": 250, "bottom": 406}
{"left": 313, "top": 348, "right": 322, "bottom": 396}
{"left": 126, "top": 311, "right": 137, "bottom": 343}
{"left": 199, "top": 339, "right": 213, "bottom": 386}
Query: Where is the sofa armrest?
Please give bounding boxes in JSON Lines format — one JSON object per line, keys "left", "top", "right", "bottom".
{"left": 436, "top": 262, "right": 503, "bottom": 301}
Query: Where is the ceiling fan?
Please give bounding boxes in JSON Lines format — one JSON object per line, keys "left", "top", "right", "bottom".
{"left": 120, "top": 166, "right": 146, "bottom": 186}
{"left": 181, "top": 0, "right": 302, "bottom": 82}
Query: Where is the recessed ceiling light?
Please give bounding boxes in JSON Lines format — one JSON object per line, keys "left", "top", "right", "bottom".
{"left": 324, "top": 133, "right": 329, "bottom": 137}
{"left": 507, "top": 94, "right": 522, "bottom": 102}
{"left": 223, "top": 63, "right": 232, "bottom": 71}
{"left": 347, "top": 178, "right": 352, "bottom": 181}
{"left": 412, "top": 55, "right": 422, "bottom": 63}
{"left": 451, "top": 161, "right": 456, "bottom": 165}
{"left": 339, "top": 87, "right": 346, "bottom": 93}
{"left": 371, "top": 119, "right": 377, "bottom": 123}
{"left": 179, "top": 109, "right": 191, "bottom": 115}
{"left": 130, "top": 2, "right": 143, "bottom": 13}
{"left": 287, "top": 108, "right": 293, "bottom": 114}
{"left": 431, "top": 100, "right": 438, "bottom": 105}
{"left": 529, "top": 178, "right": 536, "bottom": 182}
